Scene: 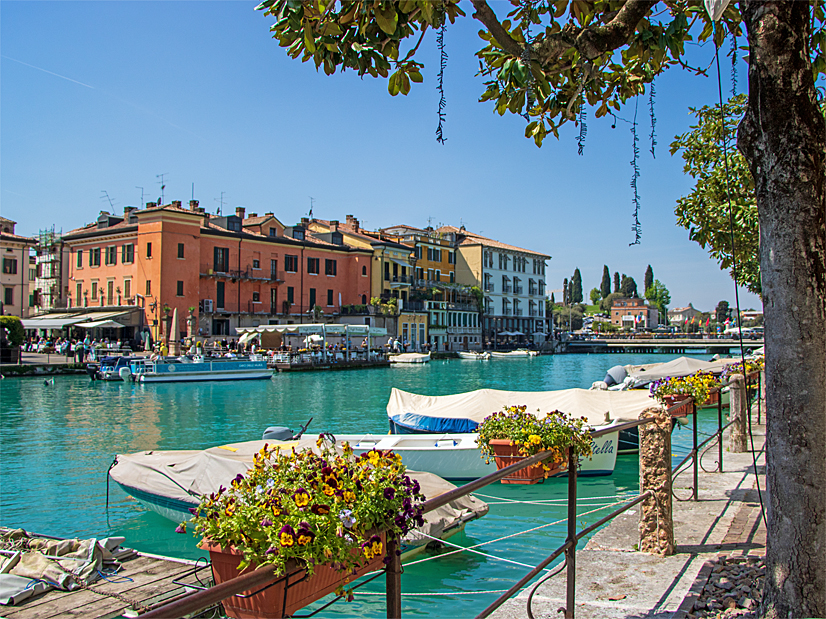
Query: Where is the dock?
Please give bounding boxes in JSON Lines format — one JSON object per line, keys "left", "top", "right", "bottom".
{"left": 565, "top": 337, "right": 763, "bottom": 355}
{"left": 2, "top": 551, "right": 212, "bottom": 619}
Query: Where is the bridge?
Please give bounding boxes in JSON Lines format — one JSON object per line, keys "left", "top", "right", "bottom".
{"left": 564, "top": 337, "right": 764, "bottom": 355}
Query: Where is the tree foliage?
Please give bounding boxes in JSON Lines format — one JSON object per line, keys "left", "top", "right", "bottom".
{"left": 600, "top": 265, "right": 611, "bottom": 298}
{"left": 589, "top": 287, "right": 601, "bottom": 305}
{"left": 644, "top": 279, "right": 670, "bottom": 322}
{"left": 671, "top": 94, "right": 761, "bottom": 294}
{"left": 715, "top": 299, "right": 730, "bottom": 324}
{"left": 600, "top": 291, "right": 622, "bottom": 313}
{"left": 612, "top": 271, "right": 620, "bottom": 293}
{"left": 620, "top": 274, "right": 638, "bottom": 298}
{"left": 644, "top": 265, "right": 654, "bottom": 293}
{"left": 571, "top": 268, "right": 583, "bottom": 303}
{"left": 0, "top": 316, "right": 24, "bottom": 347}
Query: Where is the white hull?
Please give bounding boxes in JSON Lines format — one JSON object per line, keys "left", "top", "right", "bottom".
{"left": 457, "top": 351, "right": 491, "bottom": 360}
{"left": 490, "top": 350, "right": 539, "bottom": 358}
{"left": 337, "top": 428, "right": 618, "bottom": 480}
{"left": 137, "top": 370, "right": 274, "bottom": 383}
{"left": 390, "top": 352, "right": 431, "bottom": 364}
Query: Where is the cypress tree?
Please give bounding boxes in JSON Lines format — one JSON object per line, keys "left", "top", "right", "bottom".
{"left": 601, "top": 266, "right": 611, "bottom": 298}
{"left": 563, "top": 278, "right": 568, "bottom": 305}
{"left": 572, "top": 268, "right": 583, "bottom": 303}
{"left": 613, "top": 271, "right": 620, "bottom": 293}
{"left": 644, "top": 265, "right": 654, "bottom": 293}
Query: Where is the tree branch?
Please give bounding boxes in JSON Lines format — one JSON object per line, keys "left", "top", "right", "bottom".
{"left": 469, "top": 0, "right": 523, "bottom": 57}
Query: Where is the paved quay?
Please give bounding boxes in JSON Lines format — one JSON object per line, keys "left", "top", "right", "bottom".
{"left": 490, "top": 409, "right": 766, "bottom": 619}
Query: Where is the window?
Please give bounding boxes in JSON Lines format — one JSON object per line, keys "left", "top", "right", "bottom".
{"left": 435, "top": 269, "right": 441, "bottom": 282}
{"left": 252, "top": 259, "right": 260, "bottom": 269}
{"left": 448, "top": 251, "right": 455, "bottom": 265}
{"left": 76, "top": 251, "right": 83, "bottom": 268}
{"left": 325, "top": 259, "right": 337, "bottom": 276}
{"left": 415, "top": 246, "right": 422, "bottom": 259}
{"left": 146, "top": 242, "right": 152, "bottom": 259}
{"left": 252, "top": 291, "right": 260, "bottom": 303}
{"left": 4, "top": 288, "right": 12, "bottom": 306}
{"left": 177, "top": 281, "right": 184, "bottom": 296}
{"left": 90, "top": 248, "right": 101, "bottom": 267}
{"left": 178, "top": 243, "right": 185, "bottom": 259}
{"left": 269, "top": 228, "right": 277, "bottom": 237}
{"left": 122, "top": 243, "right": 134, "bottom": 264}
{"left": 145, "top": 280, "right": 151, "bottom": 296}
{"left": 91, "top": 281, "right": 98, "bottom": 300}
{"left": 214, "top": 247, "right": 230, "bottom": 272}
{"left": 384, "top": 262, "right": 390, "bottom": 281}
{"left": 449, "top": 271, "right": 455, "bottom": 283}
{"left": 292, "top": 229, "right": 305, "bottom": 240}
{"left": 107, "top": 280, "right": 114, "bottom": 304}
{"left": 216, "top": 281, "right": 225, "bottom": 309}
{"left": 271, "top": 259, "right": 278, "bottom": 279}
{"left": 285, "top": 255, "right": 298, "bottom": 273}
{"left": 309, "top": 288, "right": 316, "bottom": 307}
{"left": 287, "top": 286, "right": 295, "bottom": 305}
{"left": 2, "top": 258, "right": 17, "bottom": 275}
{"left": 270, "top": 288, "right": 278, "bottom": 313}
{"left": 124, "top": 279, "right": 131, "bottom": 299}
{"left": 362, "top": 265, "right": 367, "bottom": 276}
{"left": 307, "top": 257, "right": 320, "bottom": 274}
{"left": 76, "top": 283, "right": 82, "bottom": 303}
{"left": 327, "top": 289, "right": 333, "bottom": 306}
{"left": 105, "top": 246, "right": 117, "bottom": 266}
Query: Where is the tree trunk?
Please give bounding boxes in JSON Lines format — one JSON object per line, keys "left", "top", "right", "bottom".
{"left": 738, "top": 3, "right": 826, "bottom": 618}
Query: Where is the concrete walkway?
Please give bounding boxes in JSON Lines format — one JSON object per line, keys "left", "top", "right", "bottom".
{"left": 490, "top": 407, "right": 766, "bottom": 619}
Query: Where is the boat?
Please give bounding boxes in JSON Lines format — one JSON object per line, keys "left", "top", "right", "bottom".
{"left": 457, "top": 351, "right": 491, "bottom": 360}
{"left": 128, "top": 354, "right": 274, "bottom": 383}
{"left": 389, "top": 352, "right": 431, "bottom": 364}
{"left": 489, "top": 349, "right": 539, "bottom": 358}
{"left": 86, "top": 355, "right": 143, "bottom": 381}
{"left": 108, "top": 438, "right": 488, "bottom": 559}
{"left": 336, "top": 431, "right": 620, "bottom": 479}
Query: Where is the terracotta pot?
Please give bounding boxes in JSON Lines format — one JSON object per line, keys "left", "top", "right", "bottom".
{"left": 662, "top": 394, "right": 692, "bottom": 417}
{"left": 488, "top": 439, "right": 566, "bottom": 484}
{"left": 202, "top": 533, "right": 386, "bottom": 619}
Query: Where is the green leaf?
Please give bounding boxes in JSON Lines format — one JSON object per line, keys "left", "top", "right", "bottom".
{"left": 374, "top": 5, "right": 398, "bottom": 35}
{"left": 409, "top": 70, "right": 423, "bottom": 83}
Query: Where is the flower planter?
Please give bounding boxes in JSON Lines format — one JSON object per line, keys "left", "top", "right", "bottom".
{"left": 202, "top": 533, "right": 386, "bottom": 619}
{"left": 702, "top": 390, "right": 720, "bottom": 406}
{"left": 488, "top": 440, "right": 566, "bottom": 484}
{"left": 662, "top": 394, "right": 692, "bottom": 417}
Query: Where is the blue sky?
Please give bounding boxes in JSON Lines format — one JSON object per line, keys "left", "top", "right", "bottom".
{"left": 1, "top": 1, "right": 761, "bottom": 312}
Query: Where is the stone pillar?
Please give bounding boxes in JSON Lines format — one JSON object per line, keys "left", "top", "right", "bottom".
{"left": 729, "top": 374, "right": 748, "bottom": 453}
{"left": 639, "top": 406, "right": 674, "bottom": 555}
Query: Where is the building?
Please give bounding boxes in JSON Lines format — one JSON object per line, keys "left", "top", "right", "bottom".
{"left": 31, "top": 227, "right": 71, "bottom": 312}
{"left": 61, "top": 202, "right": 372, "bottom": 345}
{"left": 667, "top": 303, "right": 703, "bottom": 324}
{"left": 435, "top": 226, "right": 550, "bottom": 347}
{"left": 0, "top": 217, "right": 36, "bottom": 317}
{"left": 611, "top": 297, "right": 659, "bottom": 329}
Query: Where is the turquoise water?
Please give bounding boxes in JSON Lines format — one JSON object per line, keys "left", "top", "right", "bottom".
{"left": 0, "top": 353, "right": 725, "bottom": 617}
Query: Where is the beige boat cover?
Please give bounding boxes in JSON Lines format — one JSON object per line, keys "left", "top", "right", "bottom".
{"left": 628, "top": 356, "right": 725, "bottom": 386}
{"left": 109, "top": 439, "right": 487, "bottom": 550}
{"left": 386, "top": 387, "right": 658, "bottom": 434}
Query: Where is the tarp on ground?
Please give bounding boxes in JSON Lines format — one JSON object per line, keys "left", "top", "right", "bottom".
{"left": 387, "top": 387, "right": 658, "bottom": 434}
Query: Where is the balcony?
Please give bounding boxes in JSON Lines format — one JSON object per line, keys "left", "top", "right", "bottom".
{"left": 200, "top": 264, "right": 284, "bottom": 283}
{"left": 514, "top": 286, "right": 523, "bottom": 295}
{"left": 502, "top": 284, "right": 513, "bottom": 294}
{"left": 484, "top": 283, "right": 495, "bottom": 293}
{"left": 389, "top": 274, "right": 413, "bottom": 287}
{"left": 515, "top": 309, "right": 523, "bottom": 316}
{"left": 446, "top": 302, "right": 478, "bottom": 312}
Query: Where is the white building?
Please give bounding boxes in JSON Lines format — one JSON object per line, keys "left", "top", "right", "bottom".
{"left": 0, "top": 217, "right": 36, "bottom": 318}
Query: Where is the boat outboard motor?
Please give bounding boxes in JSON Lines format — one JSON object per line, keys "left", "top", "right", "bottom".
{"left": 603, "top": 365, "right": 627, "bottom": 387}
{"left": 119, "top": 366, "right": 132, "bottom": 381}
{"left": 262, "top": 427, "right": 294, "bottom": 441}
{"left": 86, "top": 364, "right": 98, "bottom": 380}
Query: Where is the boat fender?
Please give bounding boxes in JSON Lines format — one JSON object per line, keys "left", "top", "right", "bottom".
{"left": 119, "top": 366, "right": 132, "bottom": 381}
{"left": 604, "top": 365, "right": 627, "bottom": 387}
{"left": 262, "top": 426, "right": 294, "bottom": 441}
{"left": 590, "top": 380, "right": 609, "bottom": 391}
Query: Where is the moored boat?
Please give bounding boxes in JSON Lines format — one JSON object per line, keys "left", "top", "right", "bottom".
{"left": 489, "top": 349, "right": 539, "bottom": 358}
{"left": 130, "top": 354, "right": 274, "bottom": 383}
{"left": 457, "top": 351, "right": 491, "bottom": 360}
{"left": 389, "top": 352, "right": 431, "bottom": 364}
{"left": 86, "top": 355, "right": 143, "bottom": 381}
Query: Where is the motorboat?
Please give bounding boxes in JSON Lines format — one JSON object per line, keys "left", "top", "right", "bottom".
{"left": 128, "top": 354, "right": 274, "bottom": 383}
{"left": 389, "top": 352, "right": 431, "bottom": 364}
{"left": 336, "top": 431, "right": 620, "bottom": 479}
{"left": 109, "top": 438, "right": 488, "bottom": 559}
{"left": 489, "top": 349, "right": 539, "bottom": 358}
{"left": 86, "top": 355, "right": 143, "bottom": 381}
{"left": 457, "top": 351, "right": 491, "bottom": 360}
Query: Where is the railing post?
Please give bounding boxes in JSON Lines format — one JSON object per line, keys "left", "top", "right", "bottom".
{"left": 386, "top": 534, "right": 402, "bottom": 619}
{"left": 692, "top": 400, "right": 698, "bottom": 500}
{"left": 717, "top": 391, "right": 724, "bottom": 473}
{"left": 729, "top": 374, "right": 748, "bottom": 453}
{"left": 757, "top": 370, "right": 764, "bottom": 424}
{"left": 564, "top": 445, "right": 577, "bottom": 619}
{"left": 638, "top": 407, "right": 674, "bottom": 555}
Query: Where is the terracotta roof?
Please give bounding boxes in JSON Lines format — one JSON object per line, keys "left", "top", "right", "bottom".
{"left": 380, "top": 224, "right": 427, "bottom": 233}
{"left": 0, "top": 231, "right": 35, "bottom": 243}
{"left": 436, "top": 225, "right": 550, "bottom": 258}
{"left": 243, "top": 215, "right": 275, "bottom": 226}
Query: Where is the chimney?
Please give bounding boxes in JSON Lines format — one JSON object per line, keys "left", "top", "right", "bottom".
{"left": 330, "top": 220, "right": 339, "bottom": 232}
{"left": 147, "top": 202, "right": 157, "bottom": 208}
{"left": 351, "top": 218, "right": 359, "bottom": 232}
{"left": 265, "top": 212, "right": 274, "bottom": 217}
{"left": 300, "top": 217, "right": 309, "bottom": 225}
{"left": 236, "top": 206, "right": 246, "bottom": 220}
{"left": 172, "top": 200, "right": 182, "bottom": 209}
{"left": 189, "top": 200, "right": 199, "bottom": 211}
{"left": 249, "top": 213, "right": 258, "bottom": 218}
{"left": 124, "top": 206, "right": 136, "bottom": 217}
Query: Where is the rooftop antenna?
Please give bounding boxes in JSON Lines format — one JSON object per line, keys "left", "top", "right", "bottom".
{"left": 308, "top": 196, "right": 315, "bottom": 219}
{"left": 215, "top": 192, "right": 226, "bottom": 216}
{"left": 156, "top": 173, "right": 168, "bottom": 205}
{"left": 427, "top": 216, "right": 433, "bottom": 228}
{"left": 100, "top": 190, "right": 115, "bottom": 209}
{"left": 135, "top": 186, "right": 145, "bottom": 207}
{"left": 191, "top": 182, "right": 195, "bottom": 201}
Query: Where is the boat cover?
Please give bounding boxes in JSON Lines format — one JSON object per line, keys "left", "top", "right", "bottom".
{"left": 627, "top": 356, "right": 725, "bottom": 386}
{"left": 390, "top": 353, "right": 431, "bottom": 363}
{"left": 110, "top": 439, "right": 487, "bottom": 550}
{"left": 387, "top": 387, "right": 658, "bottom": 434}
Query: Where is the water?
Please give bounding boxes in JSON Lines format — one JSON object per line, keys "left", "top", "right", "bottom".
{"left": 0, "top": 353, "right": 725, "bottom": 617}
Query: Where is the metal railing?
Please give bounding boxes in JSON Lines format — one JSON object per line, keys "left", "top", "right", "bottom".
{"left": 142, "top": 418, "right": 663, "bottom": 619}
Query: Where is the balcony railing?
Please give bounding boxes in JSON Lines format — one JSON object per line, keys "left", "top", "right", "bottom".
{"left": 502, "top": 284, "right": 512, "bottom": 293}
{"left": 484, "top": 283, "right": 495, "bottom": 293}
{"left": 515, "top": 309, "right": 523, "bottom": 316}
{"left": 514, "top": 286, "right": 523, "bottom": 295}
{"left": 200, "top": 264, "right": 284, "bottom": 282}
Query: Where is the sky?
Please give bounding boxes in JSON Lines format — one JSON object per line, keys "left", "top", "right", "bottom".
{"left": 1, "top": 1, "right": 762, "bottom": 313}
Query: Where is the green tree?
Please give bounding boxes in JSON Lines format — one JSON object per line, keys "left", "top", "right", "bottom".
{"left": 644, "top": 280, "right": 671, "bottom": 324}
{"left": 553, "top": 303, "right": 583, "bottom": 331}
{"left": 562, "top": 277, "right": 568, "bottom": 306}
{"left": 549, "top": 292, "right": 555, "bottom": 306}
{"left": 589, "top": 287, "right": 601, "bottom": 306}
{"left": 612, "top": 272, "right": 620, "bottom": 294}
{"left": 571, "top": 268, "right": 583, "bottom": 304}
{"left": 600, "top": 292, "right": 622, "bottom": 314}
{"left": 260, "top": 3, "right": 826, "bottom": 614}
{"left": 644, "top": 265, "right": 654, "bottom": 294}
{"left": 600, "top": 266, "right": 611, "bottom": 299}
{"left": 715, "top": 300, "right": 731, "bottom": 325}
{"left": 620, "top": 275, "right": 638, "bottom": 298}
{"left": 670, "top": 94, "right": 760, "bottom": 294}
{"left": 0, "top": 316, "right": 24, "bottom": 347}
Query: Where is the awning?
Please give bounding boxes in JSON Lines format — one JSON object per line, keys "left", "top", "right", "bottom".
{"left": 235, "top": 324, "right": 387, "bottom": 337}
{"left": 511, "top": 331, "right": 525, "bottom": 336}
{"left": 22, "top": 317, "right": 89, "bottom": 329}
{"left": 388, "top": 258, "right": 412, "bottom": 269}
{"left": 76, "top": 320, "right": 125, "bottom": 329}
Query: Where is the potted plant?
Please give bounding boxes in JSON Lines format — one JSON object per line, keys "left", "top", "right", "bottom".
{"left": 181, "top": 438, "right": 425, "bottom": 619}
{"left": 649, "top": 372, "right": 721, "bottom": 414}
{"left": 476, "top": 406, "right": 593, "bottom": 484}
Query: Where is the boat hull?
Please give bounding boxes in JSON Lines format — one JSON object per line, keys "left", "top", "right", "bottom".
{"left": 133, "top": 359, "right": 274, "bottom": 383}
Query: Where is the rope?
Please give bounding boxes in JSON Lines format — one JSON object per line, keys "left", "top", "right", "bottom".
{"left": 472, "top": 492, "right": 637, "bottom": 505}
{"left": 69, "top": 574, "right": 151, "bottom": 614}
{"left": 357, "top": 588, "right": 523, "bottom": 597}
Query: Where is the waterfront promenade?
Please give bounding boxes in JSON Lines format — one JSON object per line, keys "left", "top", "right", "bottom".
{"left": 491, "top": 406, "right": 766, "bottom": 619}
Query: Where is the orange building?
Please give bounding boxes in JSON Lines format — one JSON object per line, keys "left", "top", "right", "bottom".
{"left": 610, "top": 297, "right": 659, "bottom": 330}
{"left": 64, "top": 201, "right": 372, "bottom": 344}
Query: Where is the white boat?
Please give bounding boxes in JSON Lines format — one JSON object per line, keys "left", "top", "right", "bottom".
{"left": 457, "top": 351, "right": 491, "bottom": 360}
{"left": 129, "top": 354, "right": 274, "bottom": 383}
{"left": 109, "top": 438, "right": 488, "bottom": 558}
{"left": 389, "top": 352, "right": 431, "bottom": 364}
{"left": 337, "top": 430, "right": 621, "bottom": 479}
{"left": 490, "top": 349, "right": 539, "bottom": 358}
